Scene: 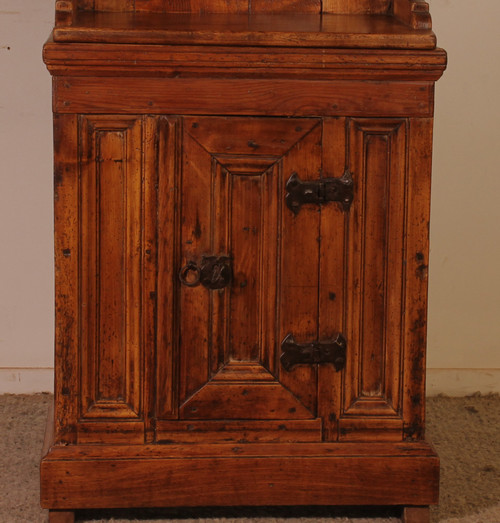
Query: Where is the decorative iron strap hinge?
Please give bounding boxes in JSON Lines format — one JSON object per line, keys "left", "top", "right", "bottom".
{"left": 285, "top": 169, "right": 354, "bottom": 215}
{"left": 280, "top": 333, "right": 347, "bottom": 372}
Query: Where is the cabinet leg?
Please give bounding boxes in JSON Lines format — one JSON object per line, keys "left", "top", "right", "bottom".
{"left": 49, "top": 510, "right": 75, "bottom": 523}
{"left": 402, "top": 506, "right": 430, "bottom": 523}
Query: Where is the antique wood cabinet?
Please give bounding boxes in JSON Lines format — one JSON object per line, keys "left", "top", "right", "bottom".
{"left": 41, "top": 1, "right": 446, "bottom": 522}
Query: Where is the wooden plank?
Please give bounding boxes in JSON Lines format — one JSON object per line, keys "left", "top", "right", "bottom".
{"left": 53, "top": 113, "right": 79, "bottom": 444}
{"left": 318, "top": 117, "right": 347, "bottom": 441}
{"left": 228, "top": 173, "right": 263, "bottom": 362}
{"left": 402, "top": 118, "right": 434, "bottom": 440}
{"left": 77, "top": 422, "right": 145, "bottom": 444}
{"left": 179, "top": 383, "right": 315, "bottom": 419}
{"left": 339, "top": 417, "right": 403, "bottom": 441}
{"left": 279, "top": 122, "right": 323, "bottom": 416}
{"left": 251, "top": 0, "right": 319, "bottom": 14}
{"left": 52, "top": 12, "right": 436, "bottom": 49}
{"left": 41, "top": 452, "right": 439, "bottom": 508}
{"left": 177, "top": 125, "right": 213, "bottom": 403}
{"left": 156, "top": 419, "right": 322, "bottom": 443}
{"left": 43, "top": 42, "right": 447, "bottom": 82}
{"left": 136, "top": 0, "right": 319, "bottom": 14}
{"left": 136, "top": 0, "right": 251, "bottom": 14}
{"left": 54, "top": 77, "right": 434, "bottom": 117}
{"left": 142, "top": 116, "right": 159, "bottom": 442}
{"left": 94, "top": 0, "right": 134, "bottom": 11}
{"left": 323, "top": 0, "right": 389, "bottom": 14}
{"left": 77, "top": 0, "right": 402, "bottom": 15}
{"left": 156, "top": 117, "right": 181, "bottom": 420}
{"left": 42, "top": 440, "right": 440, "bottom": 460}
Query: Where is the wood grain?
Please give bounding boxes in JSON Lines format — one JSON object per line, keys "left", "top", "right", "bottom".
{"left": 156, "top": 116, "right": 181, "bottom": 420}
{"left": 78, "top": 115, "right": 143, "bottom": 422}
{"left": 53, "top": 114, "right": 79, "bottom": 445}
{"left": 54, "top": 77, "right": 434, "bottom": 117}
{"left": 341, "top": 118, "right": 407, "bottom": 440}
{"left": 73, "top": 0, "right": 430, "bottom": 22}
{"left": 402, "top": 118, "right": 434, "bottom": 440}
{"left": 172, "top": 117, "right": 322, "bottom": 427}
{"left": 393, "top": 0, "right": 432, "bottom": 30}
{"left": 141, "top": 116, "right": 160, "bottom": 443}
{"left": 52, "top": 12, "right": 436, "bottom": 49}
{"left": 156, "top": 419, "right": 322, "bottom": 443}
{"left": 43, "top": 440, "right": 440, "bottom": 459}
{"left": 323, "top": 0, "right": 389, "bottom": 14}
{"left": 317, "top": 117, "right": 347, "bottom": 441}
{"left": 41, "top": 443, "right": 439, "bottom": 508}
{"left": 43, "top": 42, "right": 447, "bottom": 81}
{"left": 44, "top": 0, "right": 445, "bottom": 514}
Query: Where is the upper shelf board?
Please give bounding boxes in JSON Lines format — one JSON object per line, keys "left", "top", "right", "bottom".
{"left": 52, "top": 12, "right": 436, "bottom": 49}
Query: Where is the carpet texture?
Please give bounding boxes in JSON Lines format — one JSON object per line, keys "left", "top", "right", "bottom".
{"left": 1, "top": 393, "right": 498, "bottom": 522}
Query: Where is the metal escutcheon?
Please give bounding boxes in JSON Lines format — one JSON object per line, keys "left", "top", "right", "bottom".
{"left": 179, "top": 255, "right": 232, "bottom": 290}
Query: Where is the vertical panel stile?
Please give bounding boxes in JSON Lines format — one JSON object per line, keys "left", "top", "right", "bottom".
{"left": 142, "top": 115, "right": 159, "bottom": 441}
{"left": 124, "top": 118, "right": 143, "bottom": 417}
{"left": 345, "top": 118, "right": 364, "bottom": 413}
{"left": 79, "top": 115, "right": 97, "bottom": 419}
{"left": 384, "top": 121, "right": 407, "bottom": 414}
{"left": 178, "top": 124, "right": 213, "bottom": 403}
{"left": 156, "top": 116, "right": 181, "bottom": 420}
{"left": 261, "top": 165, "right": 280, "bottom": 375}
{"left": 279, "top": 122, "right": 323, "bottom": 415}
{"left": 402, "top": 118, "right": 434, "bottom": 440}
{"left": 317, "top": 117, "right": 347, "bottom": 441}
{"left": 210, "top": 162, "right": 231, "bottom": 373}
{"left": 54, "top": 113, "right": 79, "bottom": 444}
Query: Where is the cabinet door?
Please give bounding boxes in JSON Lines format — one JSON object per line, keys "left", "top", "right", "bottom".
{"left": 156, "top": 116, "right": 347, "bottom": 443}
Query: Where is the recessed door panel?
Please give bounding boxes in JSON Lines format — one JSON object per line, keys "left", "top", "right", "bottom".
{"left": 341, "top": 118, "right": 407, "bottom": 441}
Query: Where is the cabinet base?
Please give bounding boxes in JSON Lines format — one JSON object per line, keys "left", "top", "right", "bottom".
{"left": 41, "top": 440, "right": 439, "bottom": 510}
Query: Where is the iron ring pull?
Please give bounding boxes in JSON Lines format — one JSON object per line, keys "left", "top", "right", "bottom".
{"left": 179, "top": 255, "right": 232, "bottom": 290}
{"left": 179, "top": 262, "right": 201, "bottom": 287}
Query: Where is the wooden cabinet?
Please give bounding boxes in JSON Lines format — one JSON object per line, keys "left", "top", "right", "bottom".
{"left": 41, "top": 1, "right": 446, "bottom": 521}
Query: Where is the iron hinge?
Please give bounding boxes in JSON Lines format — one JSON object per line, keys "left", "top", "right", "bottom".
{"left": 280, "top": 333, "right": 347, "bottom": 372}
{"left": 285, "top": 168, "right": 354, "bottom": 215}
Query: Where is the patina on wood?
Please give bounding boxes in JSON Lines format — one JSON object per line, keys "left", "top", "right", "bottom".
{"left": 42, "top": 1, "right": 446, "bottom": 521}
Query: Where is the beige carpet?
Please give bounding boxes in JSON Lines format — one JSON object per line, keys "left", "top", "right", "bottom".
{"left": 1, "top": 394, "right": 498, "bottom": 522}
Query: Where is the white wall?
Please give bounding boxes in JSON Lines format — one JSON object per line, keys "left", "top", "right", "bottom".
{"left": 0, "top": 1, "right": 54, "bottom": 393}
{"left": 0, "top": 0, "right": 498, "bottom": 394}
{"left": 427, "top": 0, "right": 500, "bottom": 393}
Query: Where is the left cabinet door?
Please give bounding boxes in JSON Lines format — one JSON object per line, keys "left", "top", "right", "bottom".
{"left": 54, "top": 115, "right": 158, "bottom": 444}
